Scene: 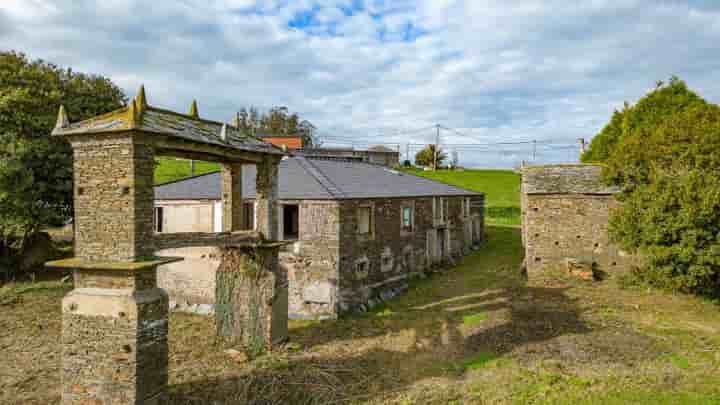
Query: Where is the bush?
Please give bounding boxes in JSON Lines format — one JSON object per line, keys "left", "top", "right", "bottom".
{"left": 607, "top": 103, "right": 720, "bottom": 296}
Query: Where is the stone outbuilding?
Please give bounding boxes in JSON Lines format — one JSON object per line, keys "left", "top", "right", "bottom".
{"left": 156, "top": 157, "right": 485, "bottom": 319}
{"left": 521, "top": 164, "right": 634, "bottom": 277}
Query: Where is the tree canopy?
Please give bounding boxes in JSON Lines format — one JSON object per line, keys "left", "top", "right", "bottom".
{"left": 592, "top": 78, "right": 720, "bottom": 296}
{"left": 0, "top": 51, "right": 126, "bottom": 274}
{"left": 582, "top": 77, "right": 706, "bottom": 164}
{"left": 414, "top": 144, "right": 446, "bottom": 167}
{"left": 234, "top": 106, "right": 315, "bottom": 147}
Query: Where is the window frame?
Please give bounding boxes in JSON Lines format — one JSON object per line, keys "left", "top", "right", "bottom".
{"left": 356, "top": 204, "right": 374, "bottom": 237}
{"left": 401, "top": 203, "right": 414, "bottom": 234}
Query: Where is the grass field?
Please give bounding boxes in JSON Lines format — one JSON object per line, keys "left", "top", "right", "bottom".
{"left": 155, "top": 157, "right": 220, "bottom": 184}
{"left": 402, "top": 168, "right": 521, "bottom": 225}
{"left": 4, "top": 226, "right": 719, "bottom": 404}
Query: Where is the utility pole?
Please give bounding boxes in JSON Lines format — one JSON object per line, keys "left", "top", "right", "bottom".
{"left": 532, "top": 140, "right": 536, "bottom": 162}
{"left": 190, "top": 159, "right": 195, "bottom": 177}
{"left": 434, "top": 124, "right": 440, "bottom": 171}
{"left": 406, "top": 143, "right": 410, "bottom": 164}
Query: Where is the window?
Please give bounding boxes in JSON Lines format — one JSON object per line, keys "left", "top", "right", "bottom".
{"left": 282, "top": 204, "right": 299, "bottom": 240}
{"left": 243, "top": 202, "right": 255, "bottom": 230}
{"left": 434, "top": 197, "right": 448, "bottom": 223}
{"left": 401, "top": 205, "right": 413, "bottom": 232}
{"left": 357, "top": 206, "right": 373, "bottom": 235}
{"left": 154, "top": 207, "right": 164, "bottom": 233}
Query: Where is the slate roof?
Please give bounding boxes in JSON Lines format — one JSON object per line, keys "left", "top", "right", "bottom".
{"left": 52, "top": 91, "right": 283, "bottom": 156}
{"left": 155, "top": 157, "right": 481, "bottom": 200}
{"left": 522, "top": 164, "right": 620, "bottom": 195}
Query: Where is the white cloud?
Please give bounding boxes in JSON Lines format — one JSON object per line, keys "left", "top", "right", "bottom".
{"left": 1, "top": 0, "right": 719, "bottom": 167}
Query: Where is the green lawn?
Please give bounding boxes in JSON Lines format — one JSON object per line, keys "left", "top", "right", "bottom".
{"left": 402, "top": 168, "right": 521, "bottom": 225}
{"left": 5, "top": 226, "right": 719, "bottom": 404}
{"left": 155, "top": 157, "right": 220, "bottom": 184}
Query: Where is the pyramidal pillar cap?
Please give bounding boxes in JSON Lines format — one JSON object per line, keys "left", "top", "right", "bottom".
{"left": 189, "top": 100, "right": 199, "bottom": 118}
{"left": 220, "top": 123, "right": 228, "bottom": 141}
{"left": 55, "top": 105, "right": 69, "bottom": 129}
{"left": 136, "top": 84, "right": 148, "bottom": 109}
{"left": 127, "top": 99, "right": 139, "bottom": 128}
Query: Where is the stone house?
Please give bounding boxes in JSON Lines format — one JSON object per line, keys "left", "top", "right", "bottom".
{"left": 521, "top": 164, "right": 633, "bottom": 276}
{"left": 293, "top": 146, "right": 400, "bottom": 167}
{"left": 156, "top": 157, "right": 484, "bottom": 319}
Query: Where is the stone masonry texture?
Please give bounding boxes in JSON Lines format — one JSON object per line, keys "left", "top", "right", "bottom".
{"left": 61, "top": 268, "right": 169, "bottom": 405}
{"left": 158, "top": 195, "right": 485, "bottom": 319}
{"left": 521, "top": 164, "right": 633, "bottom": 276}
{"left": 71, "top": 133, "right": 156, "bottom": 262}
{"left": 54, "top": 94, "right": 286, "bottom": 404}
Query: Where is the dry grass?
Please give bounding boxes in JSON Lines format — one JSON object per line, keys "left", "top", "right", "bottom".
{"left": 2, "top": 226, "right": 720, "bottom": 404}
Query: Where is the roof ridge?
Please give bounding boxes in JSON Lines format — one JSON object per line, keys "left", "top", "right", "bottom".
{"left": 295, "top": 157, "right": 347, "bottom": 199}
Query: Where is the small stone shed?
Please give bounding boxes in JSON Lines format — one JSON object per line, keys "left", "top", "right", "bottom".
{"left": 521, "top": 164, "right": 633, "bottom": 275}
{"left": 156, "top": 157, "right": 485, "bottom": 319}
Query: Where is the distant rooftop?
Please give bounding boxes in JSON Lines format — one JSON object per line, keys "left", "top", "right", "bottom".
{"left": 155, "top": 157, "right": 481, "bottom": 200}
{"left": 52, "top": 86, "right": 283, "bottom": 156}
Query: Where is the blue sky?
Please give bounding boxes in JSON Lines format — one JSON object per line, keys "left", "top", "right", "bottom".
{"left": 2, "top": 0, "right": 720, "bottom": 168}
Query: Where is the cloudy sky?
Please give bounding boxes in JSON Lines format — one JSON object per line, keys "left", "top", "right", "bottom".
{"left": 2, "top": 1, "right": 719, "bottom": 168}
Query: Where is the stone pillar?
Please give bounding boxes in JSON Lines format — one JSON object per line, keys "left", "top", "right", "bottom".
{"left": 221, "top": 163, "right": 244, "bottom": 231}
{"left": 71, "top": 134, "right": 155, "bottom": 261}
{"left": 49, "top": 131, "right": 172, "bottom": 404}
{"left": 215, "top": 244, "right": 288, "bottom": 350}
{"left": 255, "top": 157, "right": 280, "bottom": 241}
{"left": 54, "top": 259, "right": 177, "bottom": 404}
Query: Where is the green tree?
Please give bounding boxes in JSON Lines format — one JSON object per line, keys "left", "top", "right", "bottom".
{"left": 607, "top": 102, "right": 720, "bottom": 296}
{"left": 236, "top": 105, "right": 315, "bottom": 147}
{"left": 582, "top": 77, "right": 706, "bottom": 164}
{"left": 0, "top": 51, "right": 126, "bottom": 277}
{"left": 414, "top": 144, "right": 446, "bottom": 167}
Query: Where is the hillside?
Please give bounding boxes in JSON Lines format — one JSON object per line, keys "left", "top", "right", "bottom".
{"left": 155, "top": 157, "right": 220, "bottom": 184}
{"left": 402, "top": 168, "right": 521, "bottom": 225}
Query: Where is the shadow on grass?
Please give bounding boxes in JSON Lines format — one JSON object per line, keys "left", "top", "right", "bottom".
{"left": 166, "top": 227, "right": 595, "bottom": 404}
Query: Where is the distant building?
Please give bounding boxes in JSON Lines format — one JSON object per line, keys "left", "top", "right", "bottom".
{"left": 255, "top": 131, "right": 306, "bottom": 150}
{"left": 293, "top": 146, "right": 400, "bottom": 167}
{"left": 155, "top": 157, "right": 484, "bottom": 319}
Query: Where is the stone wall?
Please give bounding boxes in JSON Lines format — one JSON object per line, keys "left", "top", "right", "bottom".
{"left": 337, "top": 196, "right": 481, "bottom": 313}
{"left": 157, "top": 246, "right": 220, "bottom": 313}
{"left": 280, "top": 201, "right": 341, "bottom": 320}
{"left": 156, "top": 201, "right": 342, "bottom": 320}
{"left": 521, "top": 164, "right": 632, "bottom": 276}
{"left": 156, "top": 195, "right": 484, "bottom": 319}
{"left": 155, "top": 200, "right": 216, "bottom": 233}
